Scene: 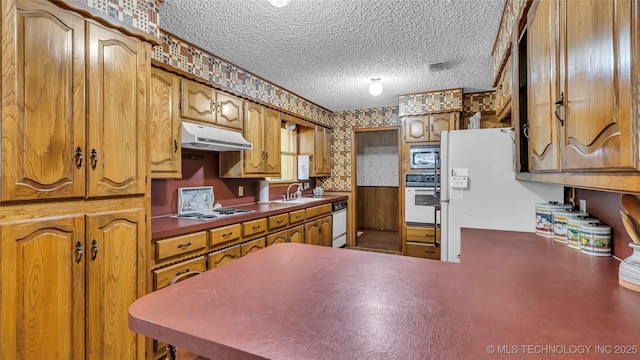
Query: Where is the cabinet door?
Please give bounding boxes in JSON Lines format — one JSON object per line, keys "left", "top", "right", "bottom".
{"left": 86, "top": 208, "right": 145, "bottom": 360}
{"left": 404, "top": 116, "right": 428, "bottom": 142}
{"left": 264, "top": 108, "right": 282, "bottom": 174}
{"left": 1, "top": 2, "right": 85, "bottom": 201}
{"left": 266, "top": 229, "right": 288, "bottom": 246}
{"left": 288, "top": 224, "right": 305, "bottom": 244}
{"left": 207, "top": 245, "right": 241, "bottom": 269}
{"left": 323, "top": 128, "right": 332, "bottom": 175}
{"left": 241, "top": 237, "right": 266, "bottom": 256}
{"left": 560, "top": 0, "right": 634, "bottom": 170}
{"left": 216, "top": 92, "right": 243, "bottom": 130}
{"left": 180, "top": 79, "right": 215, "bottom": 123}
{"left": 243, "top": 102, "right": 266, "bottom": 173}
{"left": 150, "top": 67, "right": 181, "bottom": 178}
{"left": 0, "top": 216, "right": 85, "bottom": 360}
{"left": 86, "top": 23, "right": 147, "bottom": 197}
{"left": 304, "top": 219, "right": 321, "bottom": 246}
{"left": 319, "top": 215, "right": 332, "bottom": 247}
{"left": 527, "top": 0, "right": 560, "bottom": 171}
{"left": 314, "top": 126, "right": 326, "bottom": 175}
{"left": 501, "top": 57, "right": 512, "bottom": 110}
{"left": 428, "top": 113, "right": 457, "bottom": 142}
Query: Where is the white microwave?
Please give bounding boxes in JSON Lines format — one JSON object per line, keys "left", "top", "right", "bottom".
{"left": 409, "top": 145, "right": 440, "bottom": 170}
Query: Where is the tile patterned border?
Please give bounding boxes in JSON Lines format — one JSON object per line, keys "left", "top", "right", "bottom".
{"left": 492, "top": 0, "right": 527, "bottom": 85}
{"left": 151, "top": 31, "right": 333, "bottom": 126}
{"left": 463, "top": 91, "right": 496, "bottom": 113}
{"left": 398, "top": 89, "right": 463, "bottom": 116}
{"left": 75, "top": 0, "right": 159, "bottom": 36}
{"left": 319, "top": 107, "right": 400, "bottom": 192}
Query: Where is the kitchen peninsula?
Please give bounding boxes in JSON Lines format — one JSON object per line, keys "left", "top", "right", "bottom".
{"left": 130, "top": 228, "right": 640, "bottom": 360}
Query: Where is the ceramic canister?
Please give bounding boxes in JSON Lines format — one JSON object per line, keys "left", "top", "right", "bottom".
{"left": 566, "top": 217, "right": 600, "bottom": 249}
{"left": 553, "top": 210, "right": 589, "bottom": 243}
{"left": 579, "top": 223, "right": 612, "bottom": 256}
{"left": 535, "top": 202, "right": 572, "bottom": 238}
{"left": 619, "top": 243, "right": 640, "bottom": 293}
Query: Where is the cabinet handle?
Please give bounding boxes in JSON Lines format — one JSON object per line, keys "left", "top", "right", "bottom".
{"left": 252, "top": 225, "right": 261, "bottom": 230}
{"left": 554, "top": 91, "right": 564, "bottom": 126}
{"left": 222, "top": 231, "right": 233, "bottom": 237}
{"left": 91, "top": 239, "right": 98, "bottom": 260}
{"left": 174, "top": 139, "right": 178, "bottom": 153}
{"left": 498, "top": 84, "right": 504, "bottom": 97}
{"left": 177, "top": 242, "right": 192, "bottom": 249}
{"left": 430, "top": 124, "right": 434, "bottom": 132}
{"left": 175, "top": 269, "right": 190, "bottom": 276}
{"left": 76, "top": 147, "right": 83, "bottom": 169}
{"left": 90, "top": 149, "right": 98, "bottom": 170}
{"left": 276, "top": 219, "right": 283, "bottom": 224}
{"left": 211, "top": 100, "right": 216, "bottom": 114}
{"left": 75, "top": 241, "right": 83, "bottom": 263}
{"left": 217, "top": 101, "right": 221, "bottom": 114}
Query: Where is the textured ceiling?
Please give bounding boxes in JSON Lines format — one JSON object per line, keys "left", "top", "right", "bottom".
{"left": 160, "top": 0, "right": 505, "bottom": 112}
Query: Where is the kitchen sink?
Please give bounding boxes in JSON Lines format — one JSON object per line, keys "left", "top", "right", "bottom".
{"left": 273, "top": 197, "right": 325, "bottom": 204}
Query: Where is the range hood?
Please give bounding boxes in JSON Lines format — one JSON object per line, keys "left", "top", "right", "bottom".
{"left": 181, "top": 122, "right": 253, "bottom": 152}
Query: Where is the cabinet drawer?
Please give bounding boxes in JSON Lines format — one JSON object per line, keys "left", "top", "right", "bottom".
{"left": 406, "top": 226, "right": 439, "bottom": 244}
{"left": 153, "top": 256, "right": 207, "bottom": 290}
{"left": 306, "top": 203, "right": 332, "bottom": 219}
{"left": 241, "top": 237, "right": 266, "bottom": 256}
{"left": 289, "top": 209, "right": 306, "bottom": 224}
{"left": 243, "top": 218, "right": 267, "bottom": 237}
{"left": 406, "top": 242, "right": 441, "bottom": 260}
{"left": 268, "top": 213, "right": 289, "bottom": 230}
{"left": 207, "top": 245, "right": 241, "bottom": 269}
{"left": 155, "top": 231, "right": 207, "bottom": 261}
{"left": 266, "top": 229, "right": 288, "bottom": 246}
{"left": 210, "top": 224, "right": 242, "bottom": 246}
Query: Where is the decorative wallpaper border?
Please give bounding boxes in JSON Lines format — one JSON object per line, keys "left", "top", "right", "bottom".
{"left": 75, "top": 0, "right": 159, "bottom": 36}
{"left": 463, "top": 91, "right": 496, "bottom": 113}
{"left": 398, "top": 89, "right": 463, "bottom": 116}
{"left": 320, "top": 107, "right": 400, "bottom": 192}
{"left": 151, "top": 31, "right": 333, "bottom": 126}
{"left": 492, "top": 0, "right": 528, "bottom": 85}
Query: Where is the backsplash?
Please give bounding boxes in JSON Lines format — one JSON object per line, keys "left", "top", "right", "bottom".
{"left": 75, "top": 0, "right": 160, "bottom": 36}
{"left": 151, "top": 31, "right": 333, "bottom": 126}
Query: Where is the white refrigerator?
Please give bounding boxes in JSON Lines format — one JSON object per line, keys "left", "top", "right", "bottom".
{"left": 439, "top": 128, "right": 564, "bottom": 263}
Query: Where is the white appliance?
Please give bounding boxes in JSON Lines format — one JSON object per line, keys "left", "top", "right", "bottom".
{"left": 331, "top": 200, "right": 347, "bottom": 248}
{"left": 439, "top": 128, "right": 564, "bottom": 263}
{"left": 405, "top": 173, "right": 440, "bottom": 225}
{"left": 181, "top": 122, "right": 253, "bottom": 152}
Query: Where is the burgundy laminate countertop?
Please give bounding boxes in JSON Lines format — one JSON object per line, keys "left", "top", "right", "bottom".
{"left": 129, "top": 229, "right": 640, "bottom": 360}
{"left": 151, "top": 195, "right": 347, "bottom": 239}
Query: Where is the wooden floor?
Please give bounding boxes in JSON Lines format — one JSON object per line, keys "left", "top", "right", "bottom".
{"left": 355, "top": 229, "right": 401, "bottom": 253}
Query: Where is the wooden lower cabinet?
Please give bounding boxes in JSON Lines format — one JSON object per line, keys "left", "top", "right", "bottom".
{"left": 207, "top": 245, "right": 241, "bottom": 269}
{"left": 0, "top": 208, "right": 146, "bottom": 360}
{"left": 405, "top": 225, "right": 441, "bottom": 260}
{"left": 289, "top": 225, "right": 305, "bottom": 244}
{"left": 153, "top": 256, "right": 207, "bottom": 290}
{"left": 304, "top": 215, "right": 332, "bottom": 247}
{"left": 241, "top": 237, "right": 266, "bottom": 256}
{"left": 266, "top": 229, "right": 288, "bottom": 246}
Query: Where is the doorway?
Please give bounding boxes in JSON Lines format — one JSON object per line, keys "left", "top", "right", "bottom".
{"left": 352, "top": 127, "right": 402, "bottom": 253}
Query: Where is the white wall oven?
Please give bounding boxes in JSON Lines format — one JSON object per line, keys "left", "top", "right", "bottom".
{"left": 405, "top": 173, "right": 440, "bottom": 225}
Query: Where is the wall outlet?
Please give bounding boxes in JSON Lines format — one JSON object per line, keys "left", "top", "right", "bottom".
{"left": 304, "top": 182, "right": 309, "bottom": 190}
{"left": 579, "top": 199, "right": 586, "bottom": 213}
{"left": 238, "top": 186, "right": 244, "bottom": 197}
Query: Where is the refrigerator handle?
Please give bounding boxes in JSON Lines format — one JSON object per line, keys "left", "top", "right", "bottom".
{"left": 434, "top": 205, "right": 441, "bottom": 247}
{"left": 434, "top": 153, "right": 440, "bottom": 198}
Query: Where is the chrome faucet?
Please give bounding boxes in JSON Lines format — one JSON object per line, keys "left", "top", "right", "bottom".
{"left": 285, "top": 183, "right": 303, "bottom": 201}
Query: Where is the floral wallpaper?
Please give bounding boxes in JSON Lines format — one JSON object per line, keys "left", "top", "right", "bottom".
{"left": 398, "top": 89, "right": 464, "bottom": 116}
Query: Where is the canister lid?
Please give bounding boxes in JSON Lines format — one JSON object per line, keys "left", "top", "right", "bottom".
{"left": 579, "top": 223, "right": 611, "bottom": 232}
{"left": 567, "top": 217, "right": 600, "bottom": 226}
{"left": 536, "top": 201, "right": 572, "bottom": 210}
{"left": 554, "top": 210, "right": 589, "bottom": 218}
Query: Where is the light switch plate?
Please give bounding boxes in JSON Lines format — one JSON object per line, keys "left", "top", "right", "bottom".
{"left": 579, "top": 199, "right": 586, "bottom": 213}
{"left": 451, "top": 168, "right": 469, "bottom": 176}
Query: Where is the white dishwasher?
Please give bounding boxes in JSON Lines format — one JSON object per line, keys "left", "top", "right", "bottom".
{"left": 331, "top": 200, "right": 347, "bottom": 248}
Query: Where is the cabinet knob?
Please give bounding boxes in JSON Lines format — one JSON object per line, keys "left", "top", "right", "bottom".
{"left": 91, "top": 239, "right": 98, "bottom": 260}
{"left": 75, "top": 241, "right": 83, "bottom": 263}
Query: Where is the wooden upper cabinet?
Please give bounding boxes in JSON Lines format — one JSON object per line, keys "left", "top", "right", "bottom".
{"left": 298, "top": 124, "right": 331, "bottom": 177}
{"left": 496, "top": 55, "right": 512, "bottom": 120}
{"left": 85, "top": 208, "right": 145, "bottom": 360}
{"left": 428, "top": 113, "right": 457, "bottom": 142}
{"left": 243, "top": 102, "right": 267, "bottom": 173}
{"left": 150, "top": 67, "right": 182, "bottom": 179}
{"left": 0, "top": 215, "right": 85, "bottom": 360}
{"left": 527, "top": 0, "right": 635, "bottom": 172}
{"left": 560, "top": 0, "right": 634, "bottom": 171}
{"left": 180, "top": 79, "right": 216, "bottom": 123}
{"left": 527, "top": 0, "right": 560, "bottom": 172}
{"left": 1, "top": 2, "right": 86, "bottom": 201}
{"left": 404, "top": 116, "right": 429, "bottom": 142}
{"left": 263, "top": 108, "right": 281, "bottom": 174}
{"left": 86, "top": 23, "right": 148, "bottom": 197}
{"left": 216, "top": 92, "right": 244, "bottom": 130}
{"left": 180, "top": 79, "right": 243, "bottom": 130}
